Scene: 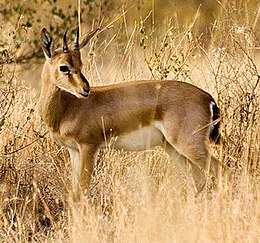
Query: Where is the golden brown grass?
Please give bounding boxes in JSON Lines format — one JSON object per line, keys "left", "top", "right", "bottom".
{"left": 0, "top": 2, "right": 260, "bottom": 242}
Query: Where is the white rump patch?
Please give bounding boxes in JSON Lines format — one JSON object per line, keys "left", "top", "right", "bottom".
{"left": 209, "top": 101, "right": 215, "bottom": 133}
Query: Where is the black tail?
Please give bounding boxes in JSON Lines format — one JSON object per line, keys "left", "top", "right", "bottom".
{"left": 209, "top": 101, "right": 221, "bottom": 144}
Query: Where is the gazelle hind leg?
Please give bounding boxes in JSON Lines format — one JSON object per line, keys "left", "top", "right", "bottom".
{"left": 176, "top": 138, "right": 223, "bottom": 189}
{"left": 184, "top": 143, "right": 220, "bottom": 178}
{"left": 165, "top": 143, "right": 206, "bottom": 194}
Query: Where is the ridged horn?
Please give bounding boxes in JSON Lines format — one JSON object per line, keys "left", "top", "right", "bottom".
{"left": 63, "top": 30, "right": 69, "bottom": 53}
{"left": 74, "top": 27, "right": 80, "bottom": 51}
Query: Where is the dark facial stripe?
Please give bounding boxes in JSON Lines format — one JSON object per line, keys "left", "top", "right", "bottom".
{"left": 80, "top": 73, "right": 89, "bottom": 84}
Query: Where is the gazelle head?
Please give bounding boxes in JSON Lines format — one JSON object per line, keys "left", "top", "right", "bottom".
{"left": 41, "top": 27, "right": 98, "bottom": 98}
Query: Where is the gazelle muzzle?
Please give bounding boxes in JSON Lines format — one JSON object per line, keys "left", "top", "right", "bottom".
{"left": 80, "top": 73, "right": 90, "bottom": 97}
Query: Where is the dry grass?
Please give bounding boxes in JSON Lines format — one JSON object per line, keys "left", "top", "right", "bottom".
{"left": 0, "top": 2, "right": 260, "bottom": 242}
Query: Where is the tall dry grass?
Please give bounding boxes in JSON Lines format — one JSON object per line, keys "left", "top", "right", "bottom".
{"left": 0, "top": 3, "right": 260, "bottom": 242}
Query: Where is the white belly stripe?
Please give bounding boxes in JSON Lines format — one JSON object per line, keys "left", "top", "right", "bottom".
{"left": 112, "top": 122, "right": 164, "bottom": 151}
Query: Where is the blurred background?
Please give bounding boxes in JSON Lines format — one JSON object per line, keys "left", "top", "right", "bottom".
{"left": 0, "top": 0, "right": 259, "bottom": 63}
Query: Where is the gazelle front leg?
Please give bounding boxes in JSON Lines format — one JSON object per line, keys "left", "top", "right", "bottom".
{"left": 68, "top": 148, "right": 81, "bottom": 200}
{"left": 79, "top": 144, "right": 97, "bottom": 195}
{"left": 68, "top": 144, "right": 97, "bottom": 201}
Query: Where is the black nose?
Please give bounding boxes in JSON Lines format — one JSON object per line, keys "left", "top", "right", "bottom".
{"left": 82, "top": 87, "right": 89, "bottom": 97}
{"left": 83, "top": 87, "right": 89, "bottom": 93}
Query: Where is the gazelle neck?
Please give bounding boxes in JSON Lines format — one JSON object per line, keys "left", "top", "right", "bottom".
{"left": 38, "top": 79, "right": 66, "bottom": 131}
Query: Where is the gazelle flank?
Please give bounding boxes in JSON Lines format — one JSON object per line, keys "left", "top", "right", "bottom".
{"left": 39, "top": 27, "right": 222, "bottom": 200}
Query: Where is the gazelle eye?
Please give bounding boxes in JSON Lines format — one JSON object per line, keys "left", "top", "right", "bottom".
{"left": 59, "top": 65, "right": 70, "bottom": 73}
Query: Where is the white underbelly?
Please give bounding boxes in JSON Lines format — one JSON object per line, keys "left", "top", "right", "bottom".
{"left": 111, "top": 123, "right": 164, "bottom": 151}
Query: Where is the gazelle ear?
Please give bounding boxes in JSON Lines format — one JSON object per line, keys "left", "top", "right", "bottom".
{"left": 41, "top": 28, "right": 54, "bottom": 59}
{"left": 79, "top": 28, "right": 100, "bottom": 49}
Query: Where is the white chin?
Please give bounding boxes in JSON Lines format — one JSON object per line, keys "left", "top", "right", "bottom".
{"left": 58, "top": 86, "right": 82, "bottom": 98}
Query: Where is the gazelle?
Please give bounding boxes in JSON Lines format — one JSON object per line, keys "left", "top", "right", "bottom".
{"left": 39, "top": 27, "right": 222, "bottom": 200}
